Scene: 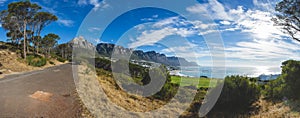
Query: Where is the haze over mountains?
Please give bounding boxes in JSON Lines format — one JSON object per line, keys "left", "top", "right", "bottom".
{"left": 65, "top": 36, "right": 198, "bottom": 67}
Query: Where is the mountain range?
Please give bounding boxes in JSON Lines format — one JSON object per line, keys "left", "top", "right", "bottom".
{"left": 61, "top": 36, "right": 198, "bottom": 67}
{"left": 96, "top": 43, "right": 198, "bottom": 66}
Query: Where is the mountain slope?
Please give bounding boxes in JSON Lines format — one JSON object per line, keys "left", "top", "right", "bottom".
{"left": 96, "top": 43, "right": 198, "bottom": 66}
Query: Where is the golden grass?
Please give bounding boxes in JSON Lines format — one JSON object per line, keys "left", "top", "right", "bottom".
{"left": 251, "top": 98, "right": 300, "bottom": 118}
{"left": 76, "top": 64, "right": 192, "bottom": 117}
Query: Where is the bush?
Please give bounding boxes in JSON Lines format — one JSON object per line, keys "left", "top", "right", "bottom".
{"left": 263, "top": 77, "right": 285, "bottom": 101}
{"left": 208, "top": 76, "right": 261, "bottom": 113}
{"left": 26, "top": 55, "right": 47, "bottom": 67}
{"left": 143, "top": 65, "right": 179, "bottom": 101}
{"left": 57, "top": 57, "right": 66, "bottom": 63}
{"left": 49, "top": 61, "right": 55, "bottom": 65}
{"left": 280, "top": 60, "right": 300, "bottom": 100}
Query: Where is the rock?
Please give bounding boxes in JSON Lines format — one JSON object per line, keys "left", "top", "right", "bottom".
{"left": 96, "top": 43, "right": 199, "bottom": 67}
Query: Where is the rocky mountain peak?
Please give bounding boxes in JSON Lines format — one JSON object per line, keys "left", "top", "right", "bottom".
{"left": 68, "top": 36, "right": 95, "bottom": 50}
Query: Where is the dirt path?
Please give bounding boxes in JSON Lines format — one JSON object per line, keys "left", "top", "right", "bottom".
{"left": 0, "top": 64, "right": 82, "bottom": 117}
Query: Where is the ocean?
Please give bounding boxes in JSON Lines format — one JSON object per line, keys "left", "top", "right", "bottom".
{"left": 170, "top": 66, "right": 281, "bottom": 79}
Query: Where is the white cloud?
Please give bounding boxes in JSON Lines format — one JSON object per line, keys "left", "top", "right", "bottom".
{"left": 187, "top": 1, "right": 287, "bottom": 40}
{"left": 236, "top": 9, "right": 287, "bottom": 40}
{"left": 220, "top": 20, "right": 231, "bottom": 25}
{"left": 186, "top": 4, "right": 208, "bottom": 14}
{"left": 129, "top": 17, "right": 219, "bottom": 48}
{"left": 185, "top": 0, "right": 300, "bottom": 67}
{"left": 153, "top": 17, "right": 180, "bottom": 28}
{"left": 78, "top": 0, "right": 109, "bottom": 11}
{"left": 186, "top": 0, "right": 231, "bottom": 20}
{"left": 226, "top": 39, "right": 300, "bottom": 61}
{"left": 129, "top": 27, "right": 177, "bottom": 48}
{"left": 57, "top": 19, "right": 74, "bottom": 27}
{"left": 88, "top": 27, "right": 101, "bottom": 32}
{"left": 252, "top": 0, "right": 279, "bottom": 12}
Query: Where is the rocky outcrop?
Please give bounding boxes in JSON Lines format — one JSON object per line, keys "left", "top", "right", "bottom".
{"left": 96, "top": 43, "right": 198, "bottom": 67}
{"left": 68, "top": 36, "right": 95, "bottom": 50}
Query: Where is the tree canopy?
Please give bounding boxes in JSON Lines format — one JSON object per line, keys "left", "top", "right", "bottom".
{"left": 0, "top": 1, "right": 58, "bottom": 58}
{"left": 272, "top": 0, "right": 300, "bottom": 42}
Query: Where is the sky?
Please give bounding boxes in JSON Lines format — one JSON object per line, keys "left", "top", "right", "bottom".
{"left": 0, "top": 0, "right": 300, "bottom": 74}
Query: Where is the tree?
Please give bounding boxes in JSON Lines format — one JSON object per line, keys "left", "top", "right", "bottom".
{"left": 32, "top": 12, "right": 58, "bottom": 54}
{"left": 264, "top": 77, "right": 285, "bottom": 101}
{"left": 208, "top": 76, "right": 260, "bottom": 114}
{"left": 41, "top": 33, "right": 60, "bottom": 57}
{"left": 6, "top": 30, "right": 22, "bottom": 45}
{"left": 272, "top": 0, "right": 300, "bottom": 42}
{"left": 280, "top": 60, "right": 300, "bottom": 100}
{"left": 0, "top": 1, "right": 41, "bottom": 58}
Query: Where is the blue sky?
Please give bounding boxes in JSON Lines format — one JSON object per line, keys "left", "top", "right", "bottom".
{"left": 1, "top": 0, "right": 300, "bottom": 74}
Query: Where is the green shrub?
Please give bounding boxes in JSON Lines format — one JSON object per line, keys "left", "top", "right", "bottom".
{"left": 57, "top": 57, "right": 66, "bottom": 62}
{"left": 26, "top": 55, "right": 47, "bottom": 67}
{"left": 208, "top": 76, "right": 261, "bottom": 113}
{"left": 49, "top": 61, "right": 55, "bottom": 65}
{"left": 263, "top": 77, "right": 285, "bottom": 101}
{"left": 142, "top": 65, "right": 179, "bottom": 101}
{"left": 280, "top": 60, "right": 300, "bottom": 100}
{"left": 263, "top": 60, "right": 300, "bottom": 101}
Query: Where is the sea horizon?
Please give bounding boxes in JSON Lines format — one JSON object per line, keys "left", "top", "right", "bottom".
{"left": 170, "top": 66, "right": 281, "bottom": 79}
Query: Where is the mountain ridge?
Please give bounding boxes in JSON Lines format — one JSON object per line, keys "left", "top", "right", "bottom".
{"left": 96, "top": 43, "right": 198, "bottom": 67}
{"left": 59, "top": 37, "right": 198, "bottom": 67}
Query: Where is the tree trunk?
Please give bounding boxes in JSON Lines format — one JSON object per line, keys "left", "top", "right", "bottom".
{"left": 23, "top": 21, "right": 27, "bottom": 59}
{"left": 36, "top": 43, "right": 39, "bottom": 54}
{"left": 27, "top": 40, "right": 29, "bottom": 53}
{"left": 37, "top": 30, "right": 41, "bottom": 55}
{"left": 48, "top": 48, "right": 51, "bottom": 58}
{"left": 61, "top": 50, "right": 63, "bottom": 58}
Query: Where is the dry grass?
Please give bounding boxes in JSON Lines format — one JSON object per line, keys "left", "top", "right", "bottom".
{"left": 0, "top": 43, "right": 67, "bottom": 78}
{"left": 76, "top": 64, "right": 193, "bottom": 118}
{"left": 251, "top": 98, "right": 300, "bottom": 118}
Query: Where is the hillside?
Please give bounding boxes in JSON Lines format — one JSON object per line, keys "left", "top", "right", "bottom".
{"left": 0, "top": 42, "right": 65, "bottom": 78}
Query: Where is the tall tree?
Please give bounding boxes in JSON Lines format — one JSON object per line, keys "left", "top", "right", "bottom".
{"left": 272, "top": 0, "right": 300, "bottom": 42}
{"left": 57, "top": 43, "right": 69, "bottom": 59}
{"left": 41, "top": 33, "right": 60, "bottom": 57}
{"left": 32, "top": 12, "right": 57, "bottom": 54}
{"left": 1, "top": 1, "right": 41, "bottom": 58}
{"left": 6, "top": 30, "right": 22, "bottom": 45}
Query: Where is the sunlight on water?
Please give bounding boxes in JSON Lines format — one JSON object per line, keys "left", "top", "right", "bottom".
{"left": 173, "top": 66, "right": 282, "bottom": 78}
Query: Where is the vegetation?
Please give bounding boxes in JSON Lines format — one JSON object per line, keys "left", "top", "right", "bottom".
{"left": 171, "top": 76, "right": 218, "bottom": 88}
{"left": 55, "top": 43, "right": 71, "bottom": 60}
{"left": 272, "top": 0, "right": 300, "bottom": 42}
{"left": 41, "top": 33, "right": 60, "bottom": 57}
{"left": 26, "top": 55, "right": 46, "bottom": 67}
{"left": 0, "top": 1, "right": 66, "bottom": 67}
{"left": 206, "top": 76, "right": 261, "bottom": 116}
{"left": 264, "top": 60, "right": 300, "bottom": 101}
{"left": 0, "top": 1, "right": 58, "bottom": 59}
{"left": 281, "top": 60, "right": 300, "bottom": 100}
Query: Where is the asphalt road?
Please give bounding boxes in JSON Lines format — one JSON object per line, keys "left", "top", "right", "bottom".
{"left": 0, "top": 64, "right": 82, "bottom": 117}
